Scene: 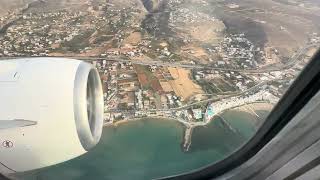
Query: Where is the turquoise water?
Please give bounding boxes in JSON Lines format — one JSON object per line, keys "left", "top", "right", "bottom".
{"left": 19, "top": 110, "right": 269, "bottom": 180}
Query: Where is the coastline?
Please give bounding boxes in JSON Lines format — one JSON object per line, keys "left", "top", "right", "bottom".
{"left": 104, "top": 116, "right": 187, "bottom": 127}
{"left": 104, "top": 102, "right": 274, "bottom": 128}
{"left": 226, "top": 102, "right": 274, "bottom": 118}
{"left": 103, "top": 102, "right": 274, "bottom": 152}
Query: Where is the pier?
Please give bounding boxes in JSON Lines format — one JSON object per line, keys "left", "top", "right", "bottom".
{"left": 183, "top": 126, "right": 193, "bottom": 152}
{"left": 244, "top": 104, "right": 260, "bottom": 118}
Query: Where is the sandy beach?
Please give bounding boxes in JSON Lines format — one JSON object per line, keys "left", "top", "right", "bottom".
{"left": 104, "top": 116, "right": 185, "bottom": 127}
{"left": 232, "top": 102, "right": 274, "bottom": 116}
{"left": 226, "top": 102, "right": 274, "bottom": 128}
{"left": 104, "top": 102, "right": 274, "bottom": 128}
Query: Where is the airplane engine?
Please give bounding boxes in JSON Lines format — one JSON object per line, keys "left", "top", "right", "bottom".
{"left": 0, "top": 58, "right": 104, "bottom": 173}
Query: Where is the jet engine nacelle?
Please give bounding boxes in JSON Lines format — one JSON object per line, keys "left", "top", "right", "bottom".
{"left": 0, "top": 58, "right": 104, "bottom": 174}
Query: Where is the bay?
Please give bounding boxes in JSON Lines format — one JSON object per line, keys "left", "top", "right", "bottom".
{"left": 20, "top": 110, "right": 269, "bottom": 180}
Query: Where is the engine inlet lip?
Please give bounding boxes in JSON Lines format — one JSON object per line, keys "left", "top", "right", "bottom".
{"left": 73, "top": 61, "right": 104, "bottom": 151}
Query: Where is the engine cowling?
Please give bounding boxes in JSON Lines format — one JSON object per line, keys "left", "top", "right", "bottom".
{"left": 0, "top": 58, "right": 104, "bottom": 174}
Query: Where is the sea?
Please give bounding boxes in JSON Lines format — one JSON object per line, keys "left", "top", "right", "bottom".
{"left": 19, "top": 109, "right": 270, "bottom": 180}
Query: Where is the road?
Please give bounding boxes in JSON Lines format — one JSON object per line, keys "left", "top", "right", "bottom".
{"left": 1, "top": 43, "right": 316, "bottom": 73}
{"left": 89, "top": 43, "right": 316, "bottom": 73}
{"left": 106, "top": 80, "right": 266, "bottom": 114}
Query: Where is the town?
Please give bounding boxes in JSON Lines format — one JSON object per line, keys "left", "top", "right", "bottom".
{"left": 94, "top": 35, "right": 317, "bottom": 127}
